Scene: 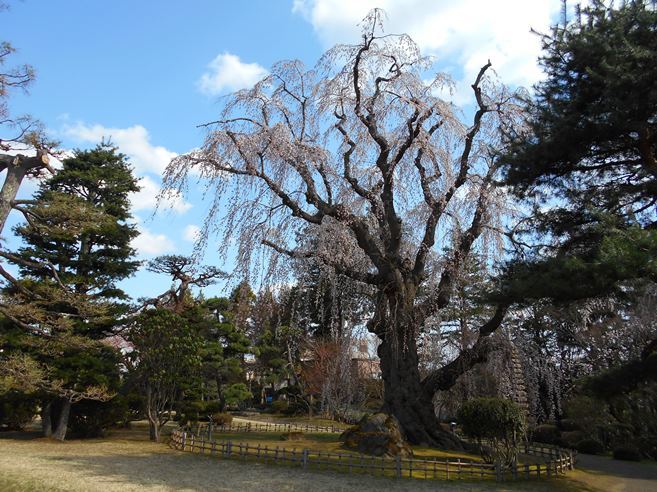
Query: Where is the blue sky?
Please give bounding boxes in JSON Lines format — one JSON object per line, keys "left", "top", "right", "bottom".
{"left": 2, "top": 0, "right": 563, "bottom": 300}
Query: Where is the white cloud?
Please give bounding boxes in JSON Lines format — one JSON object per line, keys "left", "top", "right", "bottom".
{"left": 131, "top": 224, "right": 176, "bottom": 257}
{"left": 63, "top": 123, "right": 177, "bottom": 175}
{"left": 293, "top": 0, "right": 561, "bottom": 91}
{"left": 183, "top": 224, "right": 201, "bottom": 242}
{"left": 130, "top": 175, "right": 192, "bottom": 214}
{"left": 197, "top": 52, "right": 268, "bottom": 96}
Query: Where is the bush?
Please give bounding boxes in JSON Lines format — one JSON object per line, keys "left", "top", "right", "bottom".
{"left": 598, "top": 423, "right": 634, "bottom": 448}
{"left": 211, "top": 412, "right": 233, "bottom": 426}
{"left": 613, "top": 446, "right": 642, "bottom": 461}
{"left": 204, "top": 401, "right": 223, "bottom": 415}
{"left": 271, "top": 399, "right": 289, "bottom": 414}
{"left": 0, "top": 392, "right": 37, "bottom": 431}
{"left": 532, "top": 424, "right": 561, "bottom": 445}
{"left": 576, "top": 438, "right": 605, "bottom": 455}
{"left": 174, "top": 400, "right": 205, "bottom": 426}
{"left": 458, "top": 398, "right": 525, "bottom": 466}
{"left": 558, "top": 419, "right": 581, "bottom": 432}
{"left": 560, "top": 430, "right": 586, "bottom": 448}
{"left": 69, "top": 397, "right": 130, "bottom": 438}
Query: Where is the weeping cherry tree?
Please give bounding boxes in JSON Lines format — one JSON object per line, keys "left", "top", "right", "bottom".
{"left": 163, "top": 10, "right": 521, "bottom": 447}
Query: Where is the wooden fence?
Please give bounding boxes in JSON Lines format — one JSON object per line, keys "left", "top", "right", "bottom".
{"left": 194, "top": 421, "right": 344, "bottom": 436}
{"left": 170, "top": 429, "right": 575, "bottom": 482}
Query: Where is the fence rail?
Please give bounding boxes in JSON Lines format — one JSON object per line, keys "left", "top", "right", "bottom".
{"left": 170, "top": 429, "right": 575, "bottom": 482}
{"left": 195, "top": 421, "right": 344, "bottom": 436}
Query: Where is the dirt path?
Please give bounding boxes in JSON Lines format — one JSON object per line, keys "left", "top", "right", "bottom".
{"left": 571, "top": 454, "right": 657, "bottom": 492}
{"left": 0, "top": 435, "right": 580, "bottom": 492}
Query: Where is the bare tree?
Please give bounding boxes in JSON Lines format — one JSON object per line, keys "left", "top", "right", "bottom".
{"left": 163, "top": 10, "right": 520, "bottom": 446}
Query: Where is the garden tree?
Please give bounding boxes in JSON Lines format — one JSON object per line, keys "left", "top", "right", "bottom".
{"left": 0, "top": 332, "right": 116, "bottom": 440}
{"left": 163, "top": 10, "right": 521, "bottom": 446}
{"left": 458, "top": 397, "right": 525, "bottom": 466}
{"left": 144, "top": 255, "right": 224, "bottom": 313}
{"left": 301, "top": 336, "right": 368, "bottom": 420}
{"left": 500, "top": 0, "right": 657, "bottom": 297}
{"left": 0, "top": 144, "right": 140, "bottom": 439}
{"left": 127, "top": 308, "right": 202, "bottom": 442}
{"left": 0, "top": 3, "right": 57, "bottom": 234}
{"left": 504, "top": 1, "right": 657, "bottom": 220}
{"left": 228, "top": 280, "right": 256, "bottom": 333}
{"left": 499, "top": 1, "right": 657, "bottom": 392}
{"left": 199, "top": 296, "right": 252, "bottom": 410}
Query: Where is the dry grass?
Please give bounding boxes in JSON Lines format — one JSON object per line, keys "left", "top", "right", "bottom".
{"left": 0, "top": 423, "right": 599, "bottom": 491}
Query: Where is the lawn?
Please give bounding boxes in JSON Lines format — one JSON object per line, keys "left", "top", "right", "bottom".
{"left": 0, "top": 422, "right": 597, "bottom": 491}
{"left": 207, "top": 429, "right": 485, "bottom": 462}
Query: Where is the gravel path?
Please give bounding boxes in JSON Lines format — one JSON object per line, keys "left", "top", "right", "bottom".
{"left": 574, "top": 453, "right": 657, "bottom": 492}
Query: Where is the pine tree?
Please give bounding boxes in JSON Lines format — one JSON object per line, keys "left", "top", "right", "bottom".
{"left": 0, "top": 143, "right": 140, "bottom": 440}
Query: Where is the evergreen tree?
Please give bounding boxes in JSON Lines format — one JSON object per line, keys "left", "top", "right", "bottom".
{"left": 14, "top": 143, "right": 140, "bottom": 335}
{"left": 199, "top": 297, "right": 251, "bottom": 410}
{"left": 503, "top": 1, "right": 657, "bottom": 222}
{"left": 0, "top": 143, "right": 140, "bottom": 440}
{"left": 499, "top": 1, "right": 657, "bottom": 406}
{"left": 499, "top": 1, "right": 657, "bottom": 300}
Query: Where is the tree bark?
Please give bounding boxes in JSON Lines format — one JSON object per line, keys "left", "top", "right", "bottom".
{"left": 41, "top": 400, "right": 53, "bottom": 438}
{"left": 377, "top": 306, "right": 462, "bottom": 448}
{"left": 375, "top": 286, "right": 507, "bottom": 449}
{"left": 52, "top": 398, "right": 71, "bottom": 441}
{"left": 0, "top": 152, "right": 50, "bottom": 235}
{"left": 148, "top": 419, "right": 160, "bottom": 442}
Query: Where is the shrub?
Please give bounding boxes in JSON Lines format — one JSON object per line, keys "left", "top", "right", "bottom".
{"left": 576, "top": 438, "right": 605, "bottom": 455}
{"left": 174, "top": 400, "right": 205, "bottom": 426}
{"left": 271, "top": 399, "right": 289, "bottom": 414}
{"left": 211, "top": 412, "right": 233, "bottom": 426}
{"left": 458, "top": 398, "right": 525, "bottom": 466}
{"left": 0, "top": 392, "right": 37, "bottom": 431}
{"left": 558, "top": 419, "right": 581, "bottom": 432}
{"left": 204, "top": 401, "right": 223, "bottom": 415}
{"left": 69, "top": 397, "right": 129, "bottom": 438}
{"left": 560, "top": 430, "right": 586, "bottom": 448}
{"left": 613, "top": 446, "right": 642, "bottom": 461}
{"left": 598, "top": 423, "right": 634, "bottom": 448}
{"left": 532, "top": 424, "right": 561, "bottom": 445}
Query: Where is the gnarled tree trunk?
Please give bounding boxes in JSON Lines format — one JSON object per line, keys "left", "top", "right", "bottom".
{"left": 373, "top": 283, "right": 507, "bottom": 448}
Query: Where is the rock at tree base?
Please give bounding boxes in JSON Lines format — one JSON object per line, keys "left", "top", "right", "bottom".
{"left": 281, "top": 431, "right": 304, "bottom": 441}
{"left": 340, "top": 413, "right": 413, "bottom": 457}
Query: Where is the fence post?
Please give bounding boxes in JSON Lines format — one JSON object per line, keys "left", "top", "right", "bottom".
{"left": 495, "top": 461, "right": 501, "bottom": 482}
{"left": 181, "top": 431, "right": 187, "bottom": 451}
{"left": 302, "top": 449, "right": 309, "bottom": 469}
{"left": 227, "top": 441, "right": 232, "bottom": 456}
{"left": 395, "top": 455, "right": 402, "bottom": 478}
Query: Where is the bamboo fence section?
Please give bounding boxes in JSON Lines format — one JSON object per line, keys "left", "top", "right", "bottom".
{"left": 169, "top": 429, "right": 575, "bottom": 482}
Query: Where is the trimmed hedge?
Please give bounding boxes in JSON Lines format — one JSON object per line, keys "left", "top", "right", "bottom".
{"left": 576, "top": 438, "right": 605, "bottom": 455}
{"left": 532, "top": 424, "right": 561, "bottom": 445}
{"left": 613, "top": 446, "right": 642, "bottom": 461}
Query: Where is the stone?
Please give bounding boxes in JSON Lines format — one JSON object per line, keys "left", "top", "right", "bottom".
{"left": 340, "top": 413, "right": 413, "bottom": 457}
